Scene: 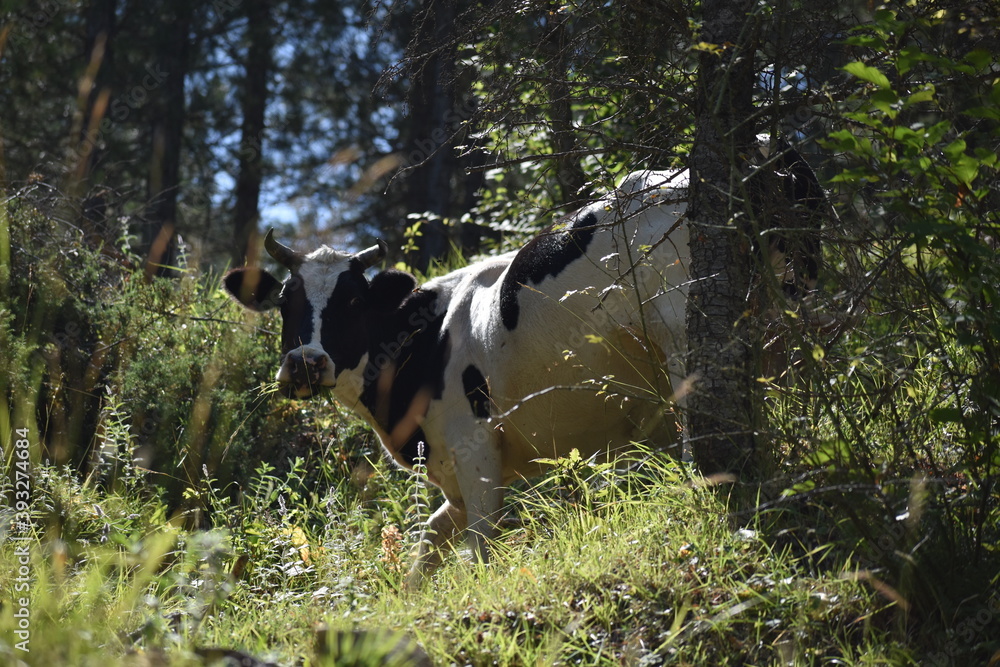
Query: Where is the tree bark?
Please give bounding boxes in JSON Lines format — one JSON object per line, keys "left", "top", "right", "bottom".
{"left": 541, "top": 4, "right": 586, "bottom": 208}
{"left": 231, "top": 0, "right": 274, "bottom": 265}
{"left": 145, "top": 2, "right": 193, "bottom": 278}
{"left": 77, "top": 0, "right": 117, "bottom": 187}
{"left": 406, "top": 0, "right": 460, "bottom": 272}
{"left": 686, "top": 0, "right": 757, "bottom": 475}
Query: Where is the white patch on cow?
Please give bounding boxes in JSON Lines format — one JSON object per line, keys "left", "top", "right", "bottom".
{"left": 297, "top": 246, "right": 353, "bottom": 357}
{"left": 617, "top": 168, "right": 689, "bottom": 200}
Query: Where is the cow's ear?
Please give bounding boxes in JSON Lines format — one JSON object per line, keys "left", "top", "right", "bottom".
{"left": 367, "top": 270, "right": 417, "bottom": 310}
{"left": 223, "top": 267, "right": 283, "bottom": 311}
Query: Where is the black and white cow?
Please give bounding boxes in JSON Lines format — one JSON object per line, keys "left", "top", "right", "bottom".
{"left": 224, "top": 146, "right": 826, "bottom": 586}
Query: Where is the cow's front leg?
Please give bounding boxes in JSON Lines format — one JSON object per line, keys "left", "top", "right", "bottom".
{"left": 452, "top": 430, "right": 504, "bottom": 566}
{"left": 405, "top": 499, "right": 464, "bottom": 589}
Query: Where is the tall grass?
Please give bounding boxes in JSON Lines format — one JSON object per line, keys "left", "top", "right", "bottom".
{"left": 4, "top": 446, "right": 916, "bottom": 665}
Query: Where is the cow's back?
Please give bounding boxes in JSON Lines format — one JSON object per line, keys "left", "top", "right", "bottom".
{"left": 476, "top": 170, "right": 690, "bottom": 470}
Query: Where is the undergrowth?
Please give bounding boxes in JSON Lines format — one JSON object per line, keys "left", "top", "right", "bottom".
{"left": 3, "top": 448, "right": 924, "bottom": 666}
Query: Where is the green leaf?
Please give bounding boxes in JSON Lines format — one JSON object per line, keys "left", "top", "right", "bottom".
{"left": 963, "top": 49, "right": 991, "bottom": 71}
{"left": 929, "top": 407, "right": 963, "bottom": 424}
{"left": 829, "top": 167, "right": 879, "bottom": 184}
{"left": 889, "top": 125, "right": 925, "bottom": 149}
{"left": 844, "top": 61, "right": 891, "bottom": 89}
{"left": 871, "top": 88, "right": 899, "bottom": 117}
{"left": 943, "top": 139, "right": 967, "bottom": 160}
{"left": 809, "top": 439, "right": 850, "bottom": 466}
{"left": 905, "top": 85, "right": 935, "bottom": 106}
{"left": 844, "top": 110, "right": 885, "bottom": 129}
{"left": 872, "top": 8, "right": 897, "bottom": 22}
{"left": 974, "top": 148, "right": 998, "bottom": 167}
{"left": 843, "top": 34, "right": 888, "bottom": 50}
{"left": 964, "top": 106, "right": 1000, "bottom": 121}
{"left": 924, "top": 121, "right": 952, "bottom": 145}
{"left": 896, "top": 46, "right": 931, "bottom": 75}
{"left": 691, "top": 41, "right": 724, "bottom": 55}
{"left": 824, "top": 129, "right": 858, "bottom": 151}
{"left": 781, "top": 479, "right": 816, "bottom": 497}
{"left": 951, "top": 155, "right": 979, "bottom": 187}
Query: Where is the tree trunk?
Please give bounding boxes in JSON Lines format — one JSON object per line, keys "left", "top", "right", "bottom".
{"left": 685, "top": 0, "right": 757, "bottom": 475}
{"left": 406, "top": 0, "right": 460, "bottom": 272}
{"left": 542, "top": 4, "right": 586, "bottom": 208}
{"left": 144, "top": 2, "right": 193, "bottom": 278}
{"left": 77, "top": 0, "right": 117, "bottom": 188}
{"left": 231, "top": 0, "right": 273, "bottom": 265}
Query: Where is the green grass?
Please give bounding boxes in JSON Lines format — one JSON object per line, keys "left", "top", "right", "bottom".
{"left": 2, "top": 451, "right": 919, "bottom": 666}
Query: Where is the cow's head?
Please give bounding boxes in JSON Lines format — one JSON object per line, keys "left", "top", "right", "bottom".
{"left": 224, "top": 230, "right": 413, "bottom": 398}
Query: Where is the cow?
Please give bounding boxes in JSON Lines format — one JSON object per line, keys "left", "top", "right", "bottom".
{"left": 223, "top": 144, "right": 827, "bottom": 587}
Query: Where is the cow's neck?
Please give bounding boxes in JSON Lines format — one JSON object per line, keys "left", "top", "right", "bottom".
{"left": 352, "top": 286, "right": 450, "bottom": 467}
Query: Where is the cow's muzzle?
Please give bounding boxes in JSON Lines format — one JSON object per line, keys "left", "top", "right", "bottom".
{"left": 276, "top": 348, "right": 336, "bottom": 398}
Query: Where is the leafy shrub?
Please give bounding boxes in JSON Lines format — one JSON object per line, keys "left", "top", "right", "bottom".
{"left": 1, "top": 183, "right": 132, "bottom": 467}
{"left": 765, "top": 8, "right": 1000, "bottom": 654}
{"left": 0, "top": 184, "right": 339, "bottom": 515}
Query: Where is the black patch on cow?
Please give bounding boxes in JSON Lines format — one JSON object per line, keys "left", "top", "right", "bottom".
{"left": 462, "top": 364, "right": 491, "bottom": 419}
{"left": 747, "top": 141, "right": 828, "bottom": 299}
{"left": 775, "top": 143, "right": 825, "bottom": 293}
{"left": 500, "top": 210, "right": 599, "bottom": 330}
{"left": 280, "top": 275, "right": 315, "bottom": 354}
{"left": 313, "top": 267, "right": 418, "bottom": 378}
{"left": 368, "top": 269, "right": 419, "bottom": 308}
{"left": 359, "top": 286, "right": 449, "bottom": 467}
{"left": 317, "top": 267, "right": 376, "bottom": 376}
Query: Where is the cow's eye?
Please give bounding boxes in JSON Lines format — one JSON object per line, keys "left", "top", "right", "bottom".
{"left": 349, "top": 296, "right": 363, "bottom": 308}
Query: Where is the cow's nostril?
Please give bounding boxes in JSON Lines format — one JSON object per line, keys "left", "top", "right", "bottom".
{"left": 277, "top": 349, "right": 333, "bottom": 395}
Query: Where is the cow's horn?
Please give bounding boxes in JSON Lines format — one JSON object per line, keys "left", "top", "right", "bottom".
{"left": 356, "top": 240, "right": 387, "bottom": 269}
{"left": 264, "top": 229, "right": 302, "bottom": 269}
